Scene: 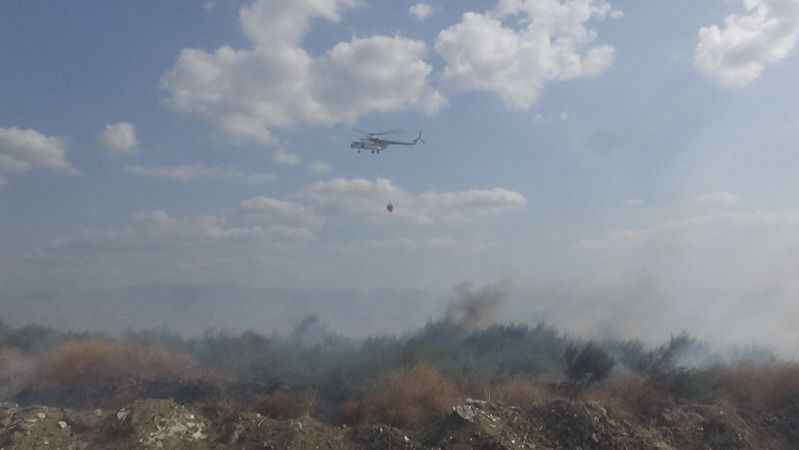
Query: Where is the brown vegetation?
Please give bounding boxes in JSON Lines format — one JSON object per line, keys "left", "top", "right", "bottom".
{"left": 255, "top": 389, "right": 317, "bottom": 419}
{"left": 22, "top": 338, "right": 202, "bottom": 407}
{"left": 0, "top": 346, "right": 35, "bottom": 399}
{"left": 463, "top": 376, "right": 551, "bottom": 408}
{"left": 717, "top": 362, "right": 799, "bottom": 411}
{"left": 35, "top": 338, "right": 195, "bottom": 388}
{"left": 342, "top": 363, "right": 463, "bottom": 429}
{"left": 584, "top": 372, "right": 673, "bottom": 418}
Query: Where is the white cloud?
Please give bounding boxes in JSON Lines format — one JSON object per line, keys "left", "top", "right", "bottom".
{"left": 244, "top": 173, "right": 279, "bottom": 184}
{"left": 435, "top": 0, "right": 620, "bottom": 109}
{"left": 560, "top": 111, "right": 570, "bottom": 121}
{"left": 38, "top": 176, "right": 528, "bottom": 296}
{"left": 410, "top": 3, "right": 433, "bottom": 21}
{"left": 696, "top": 191, "right": 740, "bottom": 208}
{"left": 56, "top": 207, "right": 316, "bottom": 252}
{"left": 99, "top": 122, "right": 138, "bottom": 154}
{"left": 308, "top": 160, "right": 332, "bottom": 174}
{"left": 273, "top": 148, "right": 303, "bottom": 166}
{"left": 0, "top": 127, "right": 74, "bottom": 174}
{"left": 203, "top": 1, "right": 214, "bottom": 12}
{"left": 161, "top": 0, "right": 443, "bottom": 144}
{"left": 60, "top": 211, "right": 265, "bottom": 248}
{"left": 302, "top": 177, "right": 527, "bottom": 225}
{"left": 239, "top": 196, "right": 324, "bottom": 229}
{"left": 696, "top": 0, "right": 799, "bottom": 88}
{"left": 125, "top": 164, "right": 275, "bottom": 184}
{"left": 52, "top": 177, "right": 522, "bottom": 255}
{"left": 0, "top": 175, "right": 6, "bottom": 188}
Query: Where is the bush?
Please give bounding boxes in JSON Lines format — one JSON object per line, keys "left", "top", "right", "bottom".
{"left": 342, "top": 363, "right": 462, "bottom": 429}
{"left": 563, "top": 341, "right": 615, "bottom": 388}
{"left": 661, "top": 367, "right": 720, "bottom": 403}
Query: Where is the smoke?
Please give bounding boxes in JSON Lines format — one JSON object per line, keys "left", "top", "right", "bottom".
{"left": 0, "top": 346, "right": 35, "bottom": 399}
{"left": 444, "top": 280, "right": 511, "bottom": 330}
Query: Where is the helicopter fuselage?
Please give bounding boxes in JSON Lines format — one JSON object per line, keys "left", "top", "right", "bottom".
{"left": 350, "top": 132, "right": 422, "bottom": 154}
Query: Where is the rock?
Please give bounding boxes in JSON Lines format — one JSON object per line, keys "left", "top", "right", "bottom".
{"left": 453, "top": 404, "right": 477, "bottom": 423}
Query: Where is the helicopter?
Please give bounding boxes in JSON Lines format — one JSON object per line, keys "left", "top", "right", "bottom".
{"left": 350, "top": 129, "right": 425, "bottom": 154}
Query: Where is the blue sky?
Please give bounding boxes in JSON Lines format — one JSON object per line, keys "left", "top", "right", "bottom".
{"left": 3, "top": 0, "right": 799, "bottom": 348}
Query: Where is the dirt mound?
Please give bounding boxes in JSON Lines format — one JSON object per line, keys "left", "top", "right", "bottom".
{"left": 104, "top": 399, "right": 211, "bottom": 449}
{"left": 351, "top": 424, "right": 425, "bottom": 450}
{"left": 525, "top": 399, "right": 667, "bottom": 449}
{"left": 2, "top": 397, "right": 798, "bottom": 450}
{"left": 0, "top": 403, "right": 89, "bottom": 450}
{"left": 419, "top": 398, "right": 535, "bottom": 449}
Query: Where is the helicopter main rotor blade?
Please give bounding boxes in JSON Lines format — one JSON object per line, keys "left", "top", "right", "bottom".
{"left": 370, "top": 129, "right": 404, "bottom": 136}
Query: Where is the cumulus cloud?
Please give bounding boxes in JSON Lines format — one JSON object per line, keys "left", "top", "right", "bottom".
{"left": 435, "top": 0, "right": 620, "bottom": 109}
{"left": 161, "top": 0, "right": 443, "bottom": 144}
{"left": 273, "top": 148, "right": 303, "bottom": 166}
{"left": 99, "top": 122, "right": 138, "bottom": 154}
{"left": 0, "top": 127, "right": 74, "bottom": 174}
{"left": 410, "top": 3, "right": 433, "bottom": 21}
{"left": 308, "top": 160, "right": 332, "bottom": 174}
{"left": 52, "top": 176, "right": 523, "bottom": 257}
{"left": 125, "top": 164, "right": 275, "bottom": 184}
{"left": 40, "top": 176, "right": 527, "bottom": 296}
{"left": 302, "top": 177, "right": 527, "bottom": 225}
{"left": 696, "top": 0, "right": 799, "bottom": 88}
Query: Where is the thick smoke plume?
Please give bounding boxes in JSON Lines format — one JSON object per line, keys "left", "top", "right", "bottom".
{"left": 444, "top": 280, "right": 510, "bottom": 330}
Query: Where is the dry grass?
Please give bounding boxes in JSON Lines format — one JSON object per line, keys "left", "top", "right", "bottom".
{"left": 343, "top": 363, "right": 463, "bottom": 429}
{"left": 584, "top": 373, "right": 673, "bottom": 418}
{"left": 717, "top": 363, "right": 799, "bottom": 411}
{"left": 463, "top": 376, "right": 551, "bottom": 408}
{"left": 24, "top": 338, "right": 199, "bottom": 406}
{"left": 34, "top": 338, "right": 195, "bottom": 389}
